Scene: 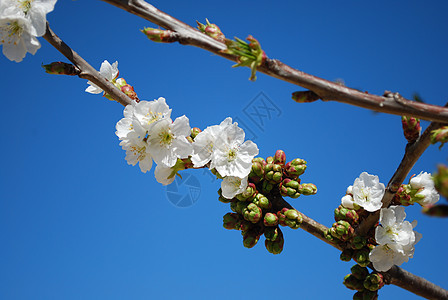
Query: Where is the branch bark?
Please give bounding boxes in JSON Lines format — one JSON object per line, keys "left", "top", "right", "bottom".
{"left": 102, "top": 0, "right": 448, "bottom": 123}
{"left": 42, "top": 23, "right": 133, "bottom": 107}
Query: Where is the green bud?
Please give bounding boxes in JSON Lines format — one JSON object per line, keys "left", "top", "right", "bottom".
{"left": 243, "top": 229, "right": 260, "bottom": 248}
{"left": 343, "top": 274, "right": 365, "bottom": 291}
{"left": 284, "top": 158, "right": 307, "bottom": 179}
{"left": 263, "top": 213, "right": 278, "bottom": 227}
{"left": 393, "top": 184, "right": 414, "bottom": 206}
{"left": 330, "top": 220, "right": 354, "bottom": 242}
{"left": 191, "top": 127, "right": 202, "bottom": 139}
{"left": 266, "top": 156, "right": 274, "bottom": 164}
{"left": 236, "top": 183, "right": 257, "bottom": 201}
{"left": 350, "top": 265, "right": 369, "bottom": 280}
{"left": 299, "top": 183, "right": 317, "bottom": 196}
{"left": 350, "top": 236, "right": 367, "bottom": 250}
{"left": 42, "top": 61, "right": 79, "bottom": 75}
{"left": 401, "top": 116, "right": 421, "bottom": 143}
{"left": 430, "top": 126, "right": 448, "bottom": 149}
{"left": 363, "top": 273, "right": 384, "bottom": 292}
{"left": 265, "top": 228, "right": 284, "bottom": 254}
{"left": 273, "top": 150, "right": 286, "bottom": 165}
{"left": 264, "top": 226, "right": 279, "bottom": 241}
{"left": 261, "top": 180, "right": 274, "bottom": 194}
{"left": 249, "top": 161, "right": 265, "bottom": 183}
{"left": 223, "top": 213, "right": 241, "bottom": 230}
{"left": 278, "top": 209, "right": 302, "bottom": 229}
{"left": 252, "top": 193, "right": 271, "bottom": 209}
{"left": 230, "top": 201, "right": 248, "bottom": 214}
{"left": 334, "top": 205, "right": 359, "bottom": 225}
{"left": 353, "top": 248, "right": 370, "bottom": 267}
{"left": 360, "top": 290, "right": 378, "bottom": 300}
{"left": 264, "top": 163, "right": 283, "bottom": 184}
{"left": 340, "top": 249, "right": 354, "bottom": 262}
{"left": 141, "top": 27, "right": 176, "bottom": 43}
{"left": 279, "top": 178, "right": 301, "bottom": 199}
{"left": 242, "top": 203, "right": 262, "bottom": 223}
{"left": 196, "top": 19, "right": 225, "bottom": 43}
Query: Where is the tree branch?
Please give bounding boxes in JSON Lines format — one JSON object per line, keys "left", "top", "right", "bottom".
{"left": 101, "top": 0, "right": 448, "bottom": 123}
{"left": 356, "top": 121, "right": 445, "bottom": 236}
{"left": 269, "top": 191, "right": 448, "bottom": 299}
{"left": 42, "top": 22, "right": 133, "bottom": 107}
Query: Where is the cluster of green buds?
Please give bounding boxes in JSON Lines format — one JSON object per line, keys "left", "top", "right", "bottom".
{"left": 221, "top": 150, "right": 316, "bottom": 254}
{"left": 430, "top": 126, "right": 448, "bottom": 149}
{"left": 401, "top": 115, "right": 421, "bottom": 143}
{"left": 343, "top": 264, "right": 383, "bottom": 299}
{"left": 42, "top": 61, "right": 80, "bottom": 76}
{"left": 196, "top": 19, "right": 225, "bottom": 43}
{"left": 222, "top": 35, "right": 266, "bottom": 81}
{"left": 141, "top": 27, "right": 177, "bottom": 43}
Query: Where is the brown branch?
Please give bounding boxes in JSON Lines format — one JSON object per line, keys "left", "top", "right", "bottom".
{"left": 42, "top": 22, "right": 133, "bottom": 107}
{"left": 356, "top": 121, "right": 446, "bottom": 236}
{"left": 101, "top": 0, "right": 448, "bottom": 123}
{"left": 269, "top": 191, "right": 448, "bottom": 299}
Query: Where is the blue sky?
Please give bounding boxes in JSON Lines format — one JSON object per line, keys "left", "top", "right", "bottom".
{"left": 1, "top": 0, "right": 447, "bottom": 299}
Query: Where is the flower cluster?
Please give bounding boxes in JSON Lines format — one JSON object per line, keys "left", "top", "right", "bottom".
{"left": 0, "top": 0, "right": 57, "bottom": 62}
{"left": 341, "top": 172, "right": 385, "bottom": 212}
{"left": 115, "top": 97, "right": 259, "bottom": 187}
{"left": 394, "top": 171, "right": 440, "bottom": 207}
{"left": 369, "top": 206, "right": 421, "bottom": 272}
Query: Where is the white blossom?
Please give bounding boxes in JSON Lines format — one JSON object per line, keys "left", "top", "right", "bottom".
{"left": 191, "top": 117, "right": 232, "bottom": 168}
{"left": 410, "top": 172, "right": 440, "bottom": 206}
{"left": 133, "top": 97, "right": 171, "bottom": 131}
{"left": 221, "top": 176, "right": 248, "bottom": 199}
{"left": 341, "top": 194, "right": 355, "bottom": 209}
{"left": 352, "top": 172, "right": 385, "bottom": 212}
{"left": 154, "top": 164, "right": 176, "bottom": 186}
{"left": 0, "top": 14, "right": 40, "bottom": 62}
{"left": 211, "top": 120, "right": 259, "bottom": 178}
{"left": 369, "top": 206, "right": 422, "bottom": 272}
{"left": 146, "top": 116, "right": 193, "bottom": 168}
{"left": 1, "top": 0, "right": 57, "bottom": 36}
{"left": 119, "top": 131, "right": 153, "bottom": 173}
{"left": 85, "top": 60, "right": 119, "bottom": 94}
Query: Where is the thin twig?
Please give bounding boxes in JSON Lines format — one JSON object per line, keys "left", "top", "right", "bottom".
{"left": 43, "top": 22, "right": 133, "bottom": 107}
{"left": 356, "top": 121, "right": 446, "bottom": 236}
{"left": 102, "top": 0, "right": 448, "bottom": 123}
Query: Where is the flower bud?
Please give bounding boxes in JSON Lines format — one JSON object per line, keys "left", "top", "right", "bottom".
{"left": 265, "top": 229, "right": 284, "bottom": 254}
{"left": 273, "top": 150, "right": 286, "bottom": 165}
{"left": 236, "top": 183, "right": 257, "bottom": 201}
{"left": 430, "top": 126, "right": 448, "bottom": 148}
{"left": 276, "top": 208, "right": 289, "bottom": 227}
{"left": 141, "top": 27, "right": 176, "bottom": 43}
{"left": 42, "top": 61, "right": 79, "bottom": 75}
{"left": 360, "top": 290, "right": 378, "bottom": 300}
{"left": 363, "top": 273, "right": 384, "bottom": 291}
{"left": 266, "top": 156, "right": 274, "bottom": 164}
{"left": 278, "top": 209, "right": 302, "bottom": 229}
{"left": 353, "top": 248, "right": 370, "bottom": 267}
{"left": 223, "top": 212, "right": 242, "bottom": 230}
{"left": 249, "top": 160, "right": 265, "bottom": 183}
{"left": 334, "top": 205, "right": 359, "bottom": 225}
{"left": 292, "top": 90, "right": 320, "bottom": 103}
{"left": 264, "top": 226, "right": 279, "bottom": 241}
{"left": 252, "top": 157, "right": 267, "bottom": 166}
{"left": 329, "top": 220, "right": 354, "bottom": 242}
{"left": 196, "top": 19, "right": 225, "bottom": 43}
{"left": 434, "top": 164, "right": 448, "bottom": 199}
{"left": 252, "top": 193, "right": 271, "bottom": 209}
{"left": 401, "top": 116, "right": 421, "bottom": 143}
{"left": 343, "top": 274, "right": 365, "bottom": 291}
{"left": 279, "top": 178, "right": 301, "bottom": 199}
{"left": 191, "top": 127, "right": 202, "bottom": 139}
{"left": 299, "top": 183, "right": 317, "bottom": 196}
{"left": 261, "top": 180, "right": 274, "bottom": 194}
{"left": 230, "top": 200, "right": 248, "bottom": 214}
{"left": 350, "top": 265, "right": 369, "bottom": 280}
{"left": 350, "top": 236, "right": 367, "bottom": 250}
{"left": 340, "top": 249, "right": 354, "bottom": 262}
{"left": 421, "top": 204, "right": 448, "bottom": 217}
{"left": 242, "top": 229, "right": 260, "bottom": 248}
{"left": 263, "top": 212, "right": 279, "bottom": 226}
{"left": 392, "top": 184, "right": 414, "bottom": 206}
{"left": 242, "top": 203, "right": 262, "bottom": 223}
{"left": 264, "top": 163, "right": 283, "bottom": 184}
{"left": 284, "top": 158, "right": 307, "bottom": 179}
